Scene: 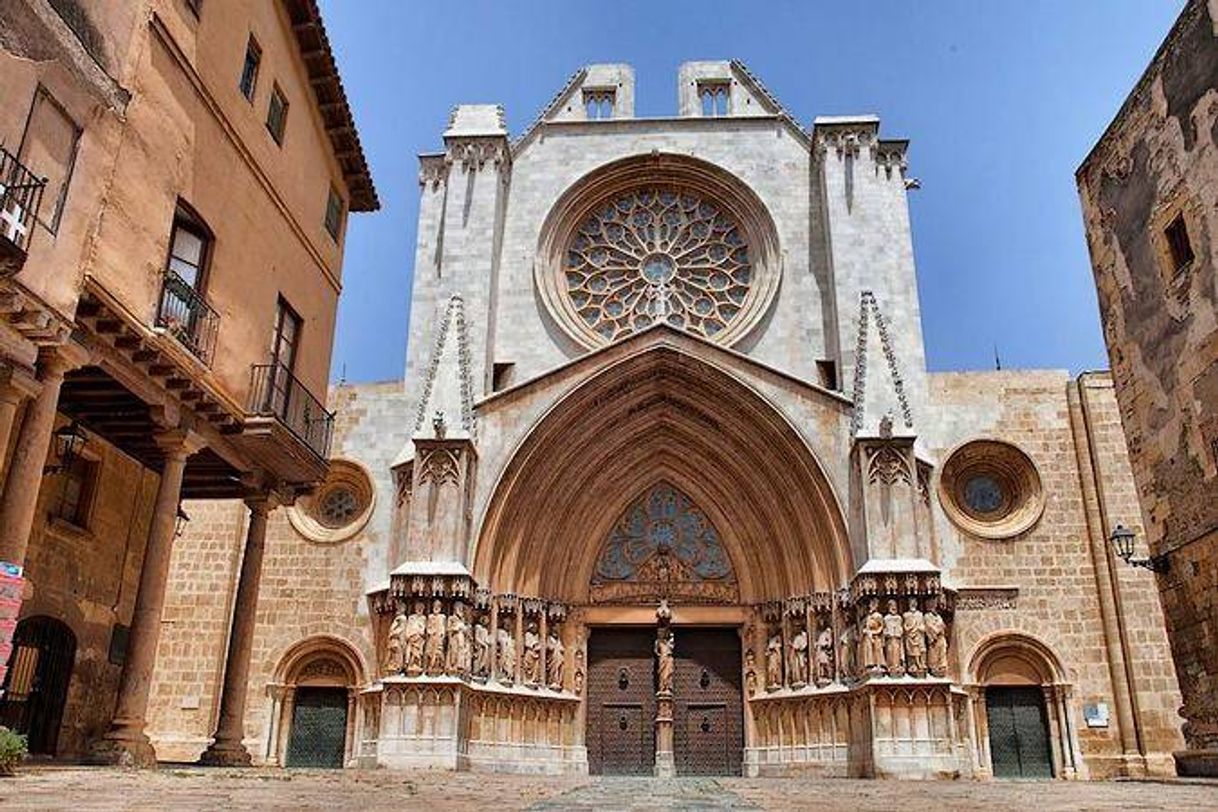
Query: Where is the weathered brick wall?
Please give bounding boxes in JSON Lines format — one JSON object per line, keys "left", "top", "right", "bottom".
{"left": 1077, "top": 0, "right": 1218, "bottom": 755}
{"left": 17, "top": 424, "right": 158, "bottom": 758}
{"left": 927, "top": 370, "right": 1182, "bottom": 775}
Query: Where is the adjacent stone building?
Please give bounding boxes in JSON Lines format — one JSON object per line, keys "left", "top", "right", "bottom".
{"left": 1077, "top": 0, "right": 1218, "bottom": 778}
{"left": 0, "top": 0, "right": 376, "bottom": 765}
{"left": 146, "top": 62, "right": 1183, "bottom": 780}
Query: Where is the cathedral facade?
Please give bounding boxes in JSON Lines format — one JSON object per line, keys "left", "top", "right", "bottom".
{"left": 148, "top": 62, "right": 1183, "bottom": 779}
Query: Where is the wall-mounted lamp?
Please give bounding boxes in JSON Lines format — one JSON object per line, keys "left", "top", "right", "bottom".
{"left": 43, "top": 421, "right": 87, "bottom": 476}
{"left": 1109, "top": 523, "right": 1169, "bottom": 573}
{"left": 175, "top": 505, "right": 191, "bottom": 538}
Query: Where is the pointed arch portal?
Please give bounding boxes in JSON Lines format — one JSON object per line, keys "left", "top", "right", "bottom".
{"left": 473, "top": 338, "right": 852, "bottom": 604}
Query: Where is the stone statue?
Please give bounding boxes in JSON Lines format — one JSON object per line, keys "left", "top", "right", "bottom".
{"left": 789, "top": 626, "right": 809, "bottom": 687}
{"left": 839, "top": 624, "right": 857, "bottom": 681}
{"left": 573, "top": 646, "right": 585, "bottom": 695}
{"left": 744, "top": 649, "right": 759, "bottom": 697}
{"left": 903, "top": 598, "right": 927, "bottom": 677}
{"left": 384, "top": 609, "right": 408, "bottom": 674}
{"left": 882, "top": 599, "right": 905, "bottom": 676}
{"left": 815, "top": 625, "right": 835, "bottom": 685}
{"left": 404, "top": 601, "right": 427, "bottom": 676}
{"left": 655, "top": 630, "right": 675, "bottom": 694}
{"left": 924, "top": 598, "right": 949, "bottom": 678}
{"left": 424, "top": 599, "right": 447, "bottom": 674}
{"left": 522, "top": 622, "right": 542, "bottom": 686}
{"left": 497, "top": 623, "right": 516, "bottom": 683}
{"left": 472, "top": 614, "right": 492, "bottom": 679}
{"left": 861, "top": 598, "right": 885, "bottom": 675}
{"left": 446, "top": 603, "right": 471, "bottom": 676}
{"left": 766, "top": 632, "right": 783, "bottom": 689}
{"left": 547, "top": 629, "right": 564, "bottom": 690}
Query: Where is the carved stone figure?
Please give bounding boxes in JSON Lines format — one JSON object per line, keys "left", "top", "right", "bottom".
{"left": 473, "top": 614, "right": 492, "bottom": 679}
{"left": 404, "top": 602, "right": 427, "bottom": 676}
{"left": 446, "top": 604, "right": 471, "bottom": 676}
{"left": 424, "top": 599, "right": 447, "bottom": 674}
{"left": 789, "top": 627, "right": 809, "bottom": 687}
{"left": 924, "top": 599, "right": 949, "bottom": 678}
{"left": 655, "top": 630, "right": 675, "bottom": 694}
{"left": 815, "top": 625, "right": 835, "bottom": 685}
{"left": 861, "top": 598, "right": 885, "bottom": 674}
{"left": 384, "top": 609, "right": 408, "bottom": 674}
{"left": 766, "top": 632, "right": 783, "bottom": 689}
{"left": 522, "top": 622, "right": 543, "bottom": 686}
{"left": 839, "top": 624, "right": 857, "bottom": 681}
{"left": 902, "top": 598, "right": 927, "bottom": 677}
{"left": 546, "top": 629, "right": 565, "bottom": 689}
{"left": 882, "top": 599, "right": 905, "bottom": 676}
{"left": 573, "top": 646, "right": 586, "bottom": 695}
{"left": 497, "top": 624, "right": 516, "bottom": 683}
{"left": 744, "top": 649, "right": 759, "bottom": 697}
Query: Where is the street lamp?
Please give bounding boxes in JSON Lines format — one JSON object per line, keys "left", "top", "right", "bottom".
{"left": 1109, "top": 523, "right": 1168, "bottom": 573}
{"left": 175, "top": 505, "right": 191, "bottom": 538}
{"left": 43, "top": 421, "right": 87, "bottom": 475}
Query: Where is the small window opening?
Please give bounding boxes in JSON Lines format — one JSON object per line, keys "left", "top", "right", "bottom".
{"left": 583, "top": 89, "right": 615, "bottom": 120}
{"left": 324, "top": 186, "right": 345, "bottom": 241}
{"left": 1164, "top": 214, "right": 1194, "bottom": 273}
{"left": 53, "top": 455, "right": 97, "bottom": 529}
{"left": 816, "top": 359, "right": 838, "bottom": 391}
{"left": 266, "top": 84, "right": 289, "bottom": 145}
{"left": 492, "top": 362, "right": 515, "bottom": 392}
{"left": 239, "top": 36, "right": 261, "bottom": 101}
{"left": 699, "top": 82, "right": 729, "bottom": 117}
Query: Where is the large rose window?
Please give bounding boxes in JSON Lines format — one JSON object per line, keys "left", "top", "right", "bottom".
{"left": 564, "top": 188, "right": 753, "bottom": 342}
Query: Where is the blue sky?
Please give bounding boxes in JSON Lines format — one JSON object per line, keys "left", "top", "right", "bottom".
{"left": 318, "top": 0, "right": 1182, "bottom": 383}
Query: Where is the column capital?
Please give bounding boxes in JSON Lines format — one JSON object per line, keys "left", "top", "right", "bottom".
{"left": 154, "top": 428, "right": 206, "bottom": 460}
{"left": 243, "top": 491, "right": 282, "bottom": 516}
{"left": 37, "top": 341, "right": 92, "bottom": 379}
{"left": 0, "top": 362, "right": 41, "bottom": 403}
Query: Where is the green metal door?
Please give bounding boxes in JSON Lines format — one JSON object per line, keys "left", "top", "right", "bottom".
{"left": 986, "top": 686, "right": 1053, "bottom": 778}
{"left": 286, "top": 687, "right": 348, "bottom": 768}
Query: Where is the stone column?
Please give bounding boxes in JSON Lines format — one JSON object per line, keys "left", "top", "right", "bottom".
{"left": 90, "top": 429, "right": 202, "bottom": 767}
{"left": 0, "top": 346, "right": 85, "bottom": 565}
{"left": 0, "top": 363, "right": 40, "bottom": 484}
{"left": 200, "top": 494, "right": 276, "bottom": 766}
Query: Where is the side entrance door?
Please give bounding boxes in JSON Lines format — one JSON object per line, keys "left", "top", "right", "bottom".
{"left": 587, "top": 628, "right": 656, "bottom": 775}
{"left": 986, "top": 686, "right": 1054, "bottom": 778}
{"left": 673, "top": 628, "right": 743, "bottom": 776}
{"left": 0, "top": 616, "right": 76, "bottom": 755}
{"left": 285, "top": 687, "right": 348, "bottom": 768}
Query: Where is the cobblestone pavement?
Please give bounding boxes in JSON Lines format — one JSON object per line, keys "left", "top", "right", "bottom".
{"left": 1, "top": 767, "right": 1216, "bottom": 811}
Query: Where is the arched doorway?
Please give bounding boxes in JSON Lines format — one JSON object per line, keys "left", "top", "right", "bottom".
{"left": 268, "top": 636, "right": 366, "bottom": 769}
{"left": 0, "top": 616, "right": 76, "bottom": 755}
{"left": 967, "top": 632, "right": 1079, "bottom": 780}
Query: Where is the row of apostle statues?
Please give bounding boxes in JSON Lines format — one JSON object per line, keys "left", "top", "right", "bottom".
{"left": 383, "top": 601, "right": 567, "bottom": 690}
{"left": 755, "top": 595, "right": 949, "bottom": 693}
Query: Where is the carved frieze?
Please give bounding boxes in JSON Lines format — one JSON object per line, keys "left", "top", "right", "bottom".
{"left": 954, "top": 587, "right": 1019, "bottom": 611}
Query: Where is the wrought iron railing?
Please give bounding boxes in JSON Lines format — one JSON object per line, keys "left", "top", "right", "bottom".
{"left": 0, "top": 146, "right": 46, "bottom": 254}
{"left": 156, "top": 270, "right": 220, "bottom": 365}
{"left": 248, "top": 360, "right": 334, "bottom": 460}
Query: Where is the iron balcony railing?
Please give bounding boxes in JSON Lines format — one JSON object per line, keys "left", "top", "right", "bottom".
{"left": 156, "top": 270, "right": 220, "bottom": 365}
{"left": 0, "top": 146, "right": 46, "bottom": 255}
{"left": 248, "top": 360, "right": 334, "bottom": 460}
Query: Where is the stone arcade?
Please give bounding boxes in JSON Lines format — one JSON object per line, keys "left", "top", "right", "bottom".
{"left": 148, "top": 62, "right": 1185, "bottom": 779}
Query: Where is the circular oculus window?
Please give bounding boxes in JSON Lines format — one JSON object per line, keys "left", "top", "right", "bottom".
{"left": 939, "top": 440, "right": 1044, "bottom": 539}
{"left": 287, "top": 459, "right": 376, "bottom": 543}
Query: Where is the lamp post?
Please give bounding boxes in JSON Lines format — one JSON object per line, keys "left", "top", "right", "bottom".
{"left": 1109, "top": 523, "right": 1168, "bottom": 573}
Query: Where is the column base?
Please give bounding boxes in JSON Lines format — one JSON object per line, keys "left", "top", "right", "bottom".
{"left": 1175, "top": 749, "right": 1218, "bottom": 777}
{"left": 198, "top": 739, "right": 254, "bottom": 767}
{"left": 87, "top": 729, "right": 158, "bottom": 769}
{"left": 654, "top": 750, "right": 675, "bottom": 778}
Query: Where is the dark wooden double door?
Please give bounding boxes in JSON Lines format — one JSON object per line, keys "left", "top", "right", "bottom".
{"left": 586, "top": 627, "right": 742, "bottom": 776}
{"left": 986, "top": 686, "right": 1054, "bottom": 778}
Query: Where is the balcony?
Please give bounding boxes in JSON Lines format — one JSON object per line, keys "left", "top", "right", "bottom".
{"left": 0, "top": 147, "right": 46, "bottom": 278}
{"left": 155, "top": 270, "right": 220, "bottom": 365}
{"left": 236, "top": 360, "right": 333, "bottom": 485}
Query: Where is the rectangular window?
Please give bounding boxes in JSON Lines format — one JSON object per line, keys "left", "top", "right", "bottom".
{"left": 184, "top": 0, "right": 202, "bottom": 16}
{"left": 239, "top": 36, "right": 261, "bottom": 101}
{"left": 266, "top": 84, "right": 289, "bottom": 145}
{"left": 324, "top": 186, "right": 345, "bottom": 240}
{"left": 492, "top": 362, "right": 515, "bottom": 392}
{"left": 698, "top": 82, "right": 730, "bottom": 117}
{"left": 166, "top": 208, "right": 210, "bottom": 290}
{"left": 53, "top": 455, "right": 97, "bottom": 529}
{"left": 269, "top": 297, "right": 302, "bottom": 417}
{"left": 1164, "top": 214, "right": 1194, "bottom": 273}
{"left": 816, "top": 359, "right": 838, "bottom": 391}
{"left": 17, "top": 87, "right": 81, "bottom": 233}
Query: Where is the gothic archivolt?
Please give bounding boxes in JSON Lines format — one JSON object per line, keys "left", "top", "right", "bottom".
{"left": 536, "top": 154, "right": 781, "bottom": 351}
